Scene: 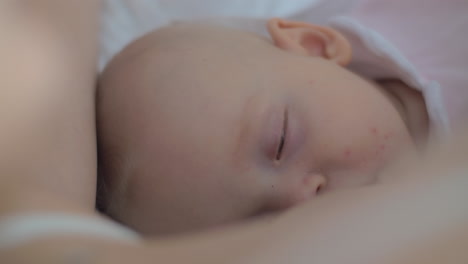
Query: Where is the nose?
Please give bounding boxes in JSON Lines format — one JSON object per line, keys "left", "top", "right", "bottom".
{"left": 261, "top": 173, "right": 327, "bottom": 214}
{"left": 301, "top": 173, "right": 327, "bottom": 199}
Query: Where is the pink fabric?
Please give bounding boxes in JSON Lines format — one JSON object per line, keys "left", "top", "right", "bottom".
{"left": 348, "top": 0, "right": 468, "bottom": 129}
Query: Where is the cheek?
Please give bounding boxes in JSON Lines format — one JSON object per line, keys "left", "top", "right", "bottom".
{"left": 297, "top": 83, "right": 415, "bottom": 188}
{"left": 321, "top": 138, "right": 395, "bottom": 189}
{"left": 338, "top": 125, "right": 413, "bottom": 175}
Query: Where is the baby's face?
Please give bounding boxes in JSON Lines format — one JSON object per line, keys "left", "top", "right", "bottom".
{"left": 100, "top": 21, "right": 425, "bottom": 236}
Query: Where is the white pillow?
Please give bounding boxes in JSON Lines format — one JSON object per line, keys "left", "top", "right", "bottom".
{"left": 99, "top": 0, "right": 356, "bottom": 70}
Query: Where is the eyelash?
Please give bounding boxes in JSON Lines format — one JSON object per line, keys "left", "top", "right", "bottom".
{"left": 275, "top": 109, "right": 288, "bottom": 161}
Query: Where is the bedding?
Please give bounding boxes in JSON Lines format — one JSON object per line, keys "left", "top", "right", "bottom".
{"left": 99, "top": 0, "right": 357, "bottom": 70}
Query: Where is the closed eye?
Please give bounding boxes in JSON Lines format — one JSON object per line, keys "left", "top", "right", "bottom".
{"left": 275, "top": 109, "right": 288, "bottom": 161}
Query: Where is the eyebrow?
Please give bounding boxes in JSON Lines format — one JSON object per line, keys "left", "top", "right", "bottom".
{"left": 232, "top": 93, "right": 260, "bottom": 169}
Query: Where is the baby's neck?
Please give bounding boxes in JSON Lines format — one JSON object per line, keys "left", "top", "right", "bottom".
{"left": 377, "top": 79, "right": 429, "bottom": 150}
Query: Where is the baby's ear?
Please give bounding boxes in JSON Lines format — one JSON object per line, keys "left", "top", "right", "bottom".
{"left": 267, "top": 18, "right": 352, "bottom": 66}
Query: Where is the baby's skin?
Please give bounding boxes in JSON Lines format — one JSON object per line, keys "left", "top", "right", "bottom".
{"left": 97, "top": 18, "right": 429, "bottom": 236}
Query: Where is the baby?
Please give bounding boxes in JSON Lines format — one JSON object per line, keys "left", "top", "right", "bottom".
{"left": 97, "top": 0, "right": 468, "bottom": 236}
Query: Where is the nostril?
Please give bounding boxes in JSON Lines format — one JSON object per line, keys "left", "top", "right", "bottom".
{"left": 305, "top": 173, "right": 327, "bottom": 196}
{"left": 316, "top": 184, "right": 323, "bottom": 194}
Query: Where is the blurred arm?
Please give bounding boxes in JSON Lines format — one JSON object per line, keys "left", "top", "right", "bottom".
{"left": 0, "top": 1, "right": 101, "bottom": 208}
{"left": 3, "top": 156, "right": 468, "bottom": 264}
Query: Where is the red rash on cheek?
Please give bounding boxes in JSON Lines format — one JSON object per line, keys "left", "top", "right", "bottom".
{"left": 375, "top": 150, "right": 381, "bottom": 157}
{"left": 343, "top": 149, "right": 352, "bottom": 159}
{"left": 343, "top": 128, "right": 395, "bottom": 171}
{"left": 367, "top": 127, "right": 395, "bottom": 160}
{"left": 359, "top": 159, "right": 370, "bottom": 170}
{"left": 384, "top": 131, "right": 394, "bottom": 140}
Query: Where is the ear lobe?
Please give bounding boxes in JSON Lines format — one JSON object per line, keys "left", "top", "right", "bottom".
{"left": 267, "top": 18, "right": 352, "bottom": 66}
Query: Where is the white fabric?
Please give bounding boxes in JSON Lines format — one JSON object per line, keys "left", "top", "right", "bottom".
{"left": 0, "top": 214, "right": 140, "bottom": 249}
{"left": 340, "top": 0, "right": 468, "bottom": 132}
{"left": 329, "top": 0, "right": 468, "bottom": 135}
{"left": 99, "top": 0, "right": 357, "bottom": 70}
{"left": 330, "top": 17, "right": 450, "bottom": 136}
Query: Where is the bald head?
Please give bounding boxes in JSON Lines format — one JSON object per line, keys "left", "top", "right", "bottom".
{"left": 96, "top": 23, "right": 280, "bottom": 234}
{"left": 96, "top": 19, "right": 414, "bottom": 236}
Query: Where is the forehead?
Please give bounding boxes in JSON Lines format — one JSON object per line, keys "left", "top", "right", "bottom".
{"left": 127, "top": 27, "right": 277, "bottom": 180}
{"left": 133, "top": 53, "right": 255, "bottom": 173}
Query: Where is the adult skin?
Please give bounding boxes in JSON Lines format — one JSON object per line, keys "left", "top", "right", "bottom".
{"left": 4, "top": 154, "right": 468, "bottom": 264}
{"left": 1, "top": 2, "right": 468, "bottom": 264}
{"left": 0, "top": 0, "right": 99, "bottom": 208}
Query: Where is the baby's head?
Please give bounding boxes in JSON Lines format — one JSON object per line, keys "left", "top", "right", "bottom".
{"left": 97, "top": 19, "right": 427, "bottom": 236}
